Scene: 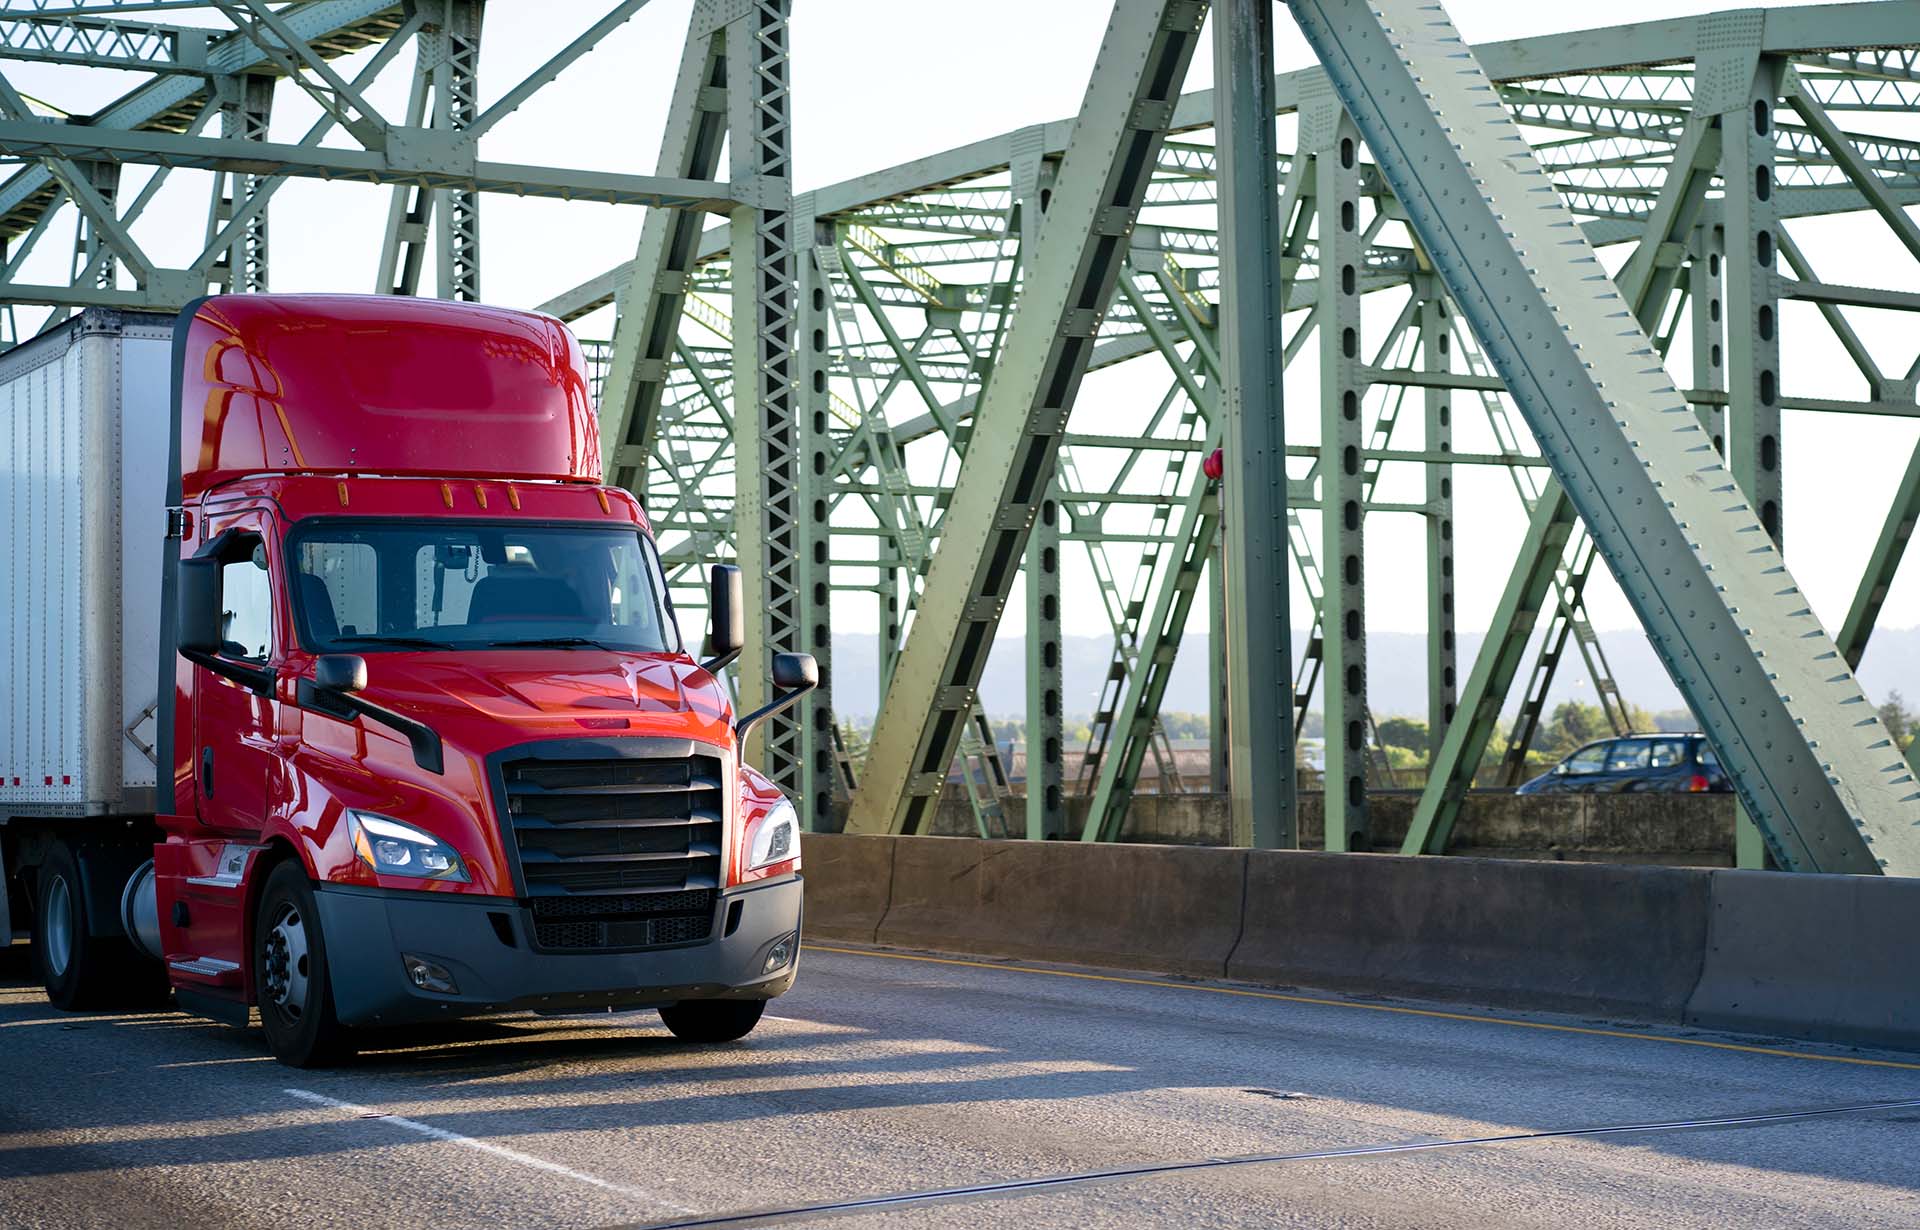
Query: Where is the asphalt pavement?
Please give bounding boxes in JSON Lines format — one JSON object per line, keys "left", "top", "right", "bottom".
{"left": 2, "top": 939, "right": 1918, "bottom": 1228}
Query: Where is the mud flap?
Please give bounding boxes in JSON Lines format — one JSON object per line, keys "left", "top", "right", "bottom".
{"left": 0, "top": 840, "right": 11, "bottom": 948}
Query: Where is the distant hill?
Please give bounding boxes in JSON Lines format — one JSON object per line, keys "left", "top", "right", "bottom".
{"left": 828, "top": 625, "right": 1920, "bottom": 723}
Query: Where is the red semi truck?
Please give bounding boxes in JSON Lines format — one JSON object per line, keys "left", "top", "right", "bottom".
{"left": 0, "top": 295, "right": 812, "bottom": 1066}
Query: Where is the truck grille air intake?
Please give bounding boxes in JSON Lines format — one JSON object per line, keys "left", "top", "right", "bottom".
{"left": 497, "top": 742, "right": 725, "bottom": 951}
{"left": 527, "top": 890, "right": 716, "bottom": 951}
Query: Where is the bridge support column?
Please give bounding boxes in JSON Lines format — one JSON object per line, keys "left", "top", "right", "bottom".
{"left": 1215, "top": 0, "right": 1296, "bottom": 848}
{"left": 1026, "top": 482, "right": 1065, "bottom": 839}
{"left": 1310, "top": 85, "right": 1368, "bottom": 851}
{"left": 1420, "top": 281, "right": 1457, "bottom": 764}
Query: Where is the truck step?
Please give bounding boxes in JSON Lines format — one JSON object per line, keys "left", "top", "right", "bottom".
{"left": 168, "top": 955, "right": 243, "bottom": 988}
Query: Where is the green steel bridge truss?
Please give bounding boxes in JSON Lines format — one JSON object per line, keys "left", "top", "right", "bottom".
{"left": 3, "top": 1, "right": 1918, "bottom": 870}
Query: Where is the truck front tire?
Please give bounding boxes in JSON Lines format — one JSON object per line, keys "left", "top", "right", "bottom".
{"left": 34, "top": 841, "right": 166, "bottom": 1011}
{"left": 659, "top": 998, "right": 765, "bottom": 1043}
{"left": 254, "top": 861, "right": 354, "bottom": 1068}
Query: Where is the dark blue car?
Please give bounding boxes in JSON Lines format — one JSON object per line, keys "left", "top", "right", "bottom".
{"left": 1515, "top": 733, "right": 1731, "bottom": 794}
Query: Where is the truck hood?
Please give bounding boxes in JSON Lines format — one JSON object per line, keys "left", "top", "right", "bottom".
{"left": 350, "top": 650, "right": 737, "bottom": 754}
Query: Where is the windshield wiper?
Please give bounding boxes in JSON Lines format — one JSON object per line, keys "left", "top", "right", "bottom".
{"left": 326, "top": 634, "right": 450, "bottom": 651}
{"left": 488, "top": 635, "right": 623, "bottom": 651}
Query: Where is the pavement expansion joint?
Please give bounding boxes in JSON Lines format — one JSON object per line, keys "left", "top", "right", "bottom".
{"left": 609, "top": 1098, "right": 1920, "bottom": 1230}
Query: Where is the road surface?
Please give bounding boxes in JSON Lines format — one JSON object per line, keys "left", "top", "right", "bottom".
{"left": 2, "top": 941, "right": 1917, "bottom": 1228}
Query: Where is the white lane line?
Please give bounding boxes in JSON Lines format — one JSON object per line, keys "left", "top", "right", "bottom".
{"left": 286, "top": 1088, "right": 695, "bottom": 1215}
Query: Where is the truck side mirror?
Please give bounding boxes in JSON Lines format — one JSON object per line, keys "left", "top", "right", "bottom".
{"left": 702, "top": 563, "right": 744, "bottom": 674}
{"left": 177, "top": 557, "right": 222, "bottom": 655}
{"left": 296, "top": 653, "right": 442, "bottom": 774}
{"left": 736, "top": 652, "right": 820, "bottom": 746}
{"left": 771, "top": 652, "right": 818, "bottom": 692}
{"left": 314, "top": 654, "right": 367, "bottom": 694}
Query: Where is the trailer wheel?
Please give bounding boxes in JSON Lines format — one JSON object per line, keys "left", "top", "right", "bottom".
{"left": 659, "top": 998, "right": 765, "bottom": 1043}
{"left": 254, "top": 861, "right": 353, "bottom": 1068}
{"left": 34, "top": 841, "right": 151, "bottom": 1011}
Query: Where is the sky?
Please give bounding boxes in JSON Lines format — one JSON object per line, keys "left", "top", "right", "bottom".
{"left": 7, "top": 0, "right": 1917, "bottom": 704}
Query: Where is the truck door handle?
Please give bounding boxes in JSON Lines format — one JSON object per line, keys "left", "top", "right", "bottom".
{"left": 200, "top": 746, "right": 214, "bottom": 796}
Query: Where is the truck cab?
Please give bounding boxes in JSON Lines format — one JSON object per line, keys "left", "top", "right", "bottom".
{"left": 11, "top": 295, "right": 810, "bottom": 1066}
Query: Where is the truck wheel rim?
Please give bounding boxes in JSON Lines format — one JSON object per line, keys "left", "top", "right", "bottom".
{"left": 263, "top": 902, "right": 311, "bottom": 1020}
{"left": 45, "top": 875, "right": 74, "bottom": 978}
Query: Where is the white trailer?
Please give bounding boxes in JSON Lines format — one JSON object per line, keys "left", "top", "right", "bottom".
{"left": 0, "top": 309, "right": 175, "bottom": 948}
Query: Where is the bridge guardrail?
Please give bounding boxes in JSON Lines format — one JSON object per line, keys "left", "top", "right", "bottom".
{"left": 802, "top": 833, "right": 1920, "bottom": 1052}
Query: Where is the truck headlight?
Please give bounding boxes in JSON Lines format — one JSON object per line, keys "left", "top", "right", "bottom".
{"left": 348, "top": 811, "right": 469, "bottom": 883}
{"left": 745, "top": 798, "right": 799, "bottom": 871}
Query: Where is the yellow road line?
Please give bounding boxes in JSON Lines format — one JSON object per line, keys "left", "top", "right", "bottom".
{"left": 805, "top": 943, "right": 1920, "bottom": 1073}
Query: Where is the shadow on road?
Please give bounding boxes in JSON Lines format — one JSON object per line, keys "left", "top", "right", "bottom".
{"left": 4, "top": 943, "right": 1918, "bottom": 1202}
{"left": 1, "top": 940, "right": 33, "bottom": 983}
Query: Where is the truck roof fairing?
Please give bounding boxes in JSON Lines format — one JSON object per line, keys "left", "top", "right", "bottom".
{"left": 172, "top": 294, "right": 602, "bottom": 498}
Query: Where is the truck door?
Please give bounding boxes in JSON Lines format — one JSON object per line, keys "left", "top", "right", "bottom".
{"left": 191, "top": 520, "right": 280, "bottom": 833}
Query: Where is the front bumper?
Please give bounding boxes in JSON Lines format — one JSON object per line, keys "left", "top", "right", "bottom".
{"left": 313, "top": 876, "right": 802, "bottom": 1027}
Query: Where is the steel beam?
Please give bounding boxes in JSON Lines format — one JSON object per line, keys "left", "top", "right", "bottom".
{"left": 1688, "top": 224, "right": 1727, "bottom": 448}
{"left": 1309, "top": 86, "right": 1368, "bottom": 851}
{"left": 1709, "top": 33, "right": 1787, "bottom": 871}
{"left": 1720, "top": 48, "right": 1785, "bottom": 546}
{"left": 0, "top": 120, "right": 736, "bottom": 208}
{"left": 375, "top": 45, "right": 434, "bottom": 296}
{"left": 845, "top": 0, "right": 1208, "bottom": 835}
{"left": 1025, "top": 482, "right": 1066, "bottom": 840}
{"left": 1082, "top": 431, "right": 1222, "bottom": 842}
{"left": 430, "top": 0, "right": 484, "bottom": 301}
{"left": 794, "top": 206, "right": 839, "bottom": 829}
{"left": 1792, "top": 75, "right": 1920, "bottom": 674}
{"left": 469, "top": 0, "right": 656, "bottom": 139}
{"left": 0, "top": 13, "right": 208, "bottom": 73}
{"left": 1407, "top": 483, "right": 1578, "bottom": 852}
{"left": 728, "top": 0, "right": 806, "bottom": 807}
{"left": 1214, "top": 0, "right": 1295, "bottom": 848}
{"left": 1840, "top": 442, "right": 1920, "bottom": 671}
{"left": 599, "top": 7, "right": 729, "bottom": 491}
{"left": 1297, "top": 0, "right": 1920, "bottom": 874}
{"left": 208, "top": 0, "right": 389, "bottom": 148}
{"left": 0, "top": 0, "right": 403, "bottom": 233}
{"left": 1208, "top": 536, "right": 1229, "bottom": 792}
{"left": 208, "top": 71, "right": 272, "bottom": 291}
{"left": 1404, "top": 105, "right": 1722, "bottom": 853}
{"left": 1420, "top": 280, "right": 1456, "bottom": 755}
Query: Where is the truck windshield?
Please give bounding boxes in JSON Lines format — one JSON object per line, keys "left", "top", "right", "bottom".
{"left": 288, "top": 521, "right": 680, "bottom": 654}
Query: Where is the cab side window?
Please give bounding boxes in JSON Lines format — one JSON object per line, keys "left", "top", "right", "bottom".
{"left": 220, "top": 539, "right": 273, "bottom": 662}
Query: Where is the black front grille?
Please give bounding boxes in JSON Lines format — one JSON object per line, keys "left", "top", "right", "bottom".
{"left": 530, "top": 889, "right": 716, "bottom": 951}
{"left": 500, "top": 748, "right": 725, "bottom": 909}
{"left": 530, "top": 889, "right": 713, "bottom": 919}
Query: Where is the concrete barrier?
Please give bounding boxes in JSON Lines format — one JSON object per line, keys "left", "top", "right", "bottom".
{"left": 875, "top": 837, "right": 1246, "bottom": 978}
{"left": 1226, "top": 851, "right": 1712, "bottom": 1018}
{"left": 800, "top": 833, "right": 1917, "bottom": 1051}
{"left": 1685, "top": 870, "right": 1920, "bottom": 1051}
{"left": 800, "top": 833, "right": 895, "bottom": 943}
